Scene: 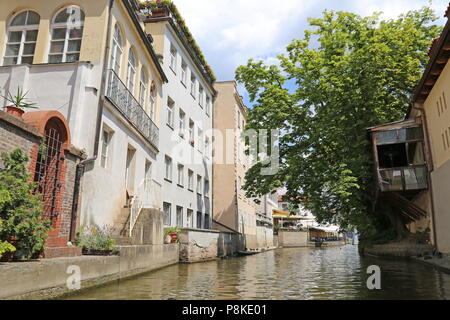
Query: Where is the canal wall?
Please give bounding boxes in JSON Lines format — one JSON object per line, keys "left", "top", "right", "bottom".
{"left": 0, "top": 244, "right": 179, "bottom": 300}
{"left": 278, "top": 230, "right": 309, "bottom": 247}
{"left": 362, "top": 243, "right": 435, "bottom": 258}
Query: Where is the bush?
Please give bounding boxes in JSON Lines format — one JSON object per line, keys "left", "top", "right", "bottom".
{"left": 0, "top": 149, "right": 51, "bottom": 259}
{"left": 75, "top": 225, "right": 116, "bottom": 251}
{"left": 0, "top": 240, "right": 15, "bottom": 259}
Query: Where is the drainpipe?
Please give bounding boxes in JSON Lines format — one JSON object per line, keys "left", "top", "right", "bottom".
{"left": 69, "top": 0, "right": 115, "bottom": 240}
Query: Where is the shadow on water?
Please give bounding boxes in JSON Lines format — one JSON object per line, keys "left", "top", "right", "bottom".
{"left": 66, "top": 245, "right": 450, "bottom": 300}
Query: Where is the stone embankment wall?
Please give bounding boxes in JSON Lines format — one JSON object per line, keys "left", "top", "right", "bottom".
{"left": 0, "top": 244, "right": 179, "bottom": 300}
{"left": 278, "top": 231, "right": 309, "bottom": 247}
{"left": 363, "top": 243, "right": 435, "bottom": 258}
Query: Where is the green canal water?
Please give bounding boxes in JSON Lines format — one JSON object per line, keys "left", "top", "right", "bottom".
{"left": 67, "top": 245, "right": 450, "bottom": 300}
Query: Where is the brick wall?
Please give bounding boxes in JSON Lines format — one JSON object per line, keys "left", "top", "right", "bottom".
{"left": 0, "top": 111, "right": 84, "bottom": 257}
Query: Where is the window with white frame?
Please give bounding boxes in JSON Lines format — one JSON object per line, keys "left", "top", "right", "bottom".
{"left": 197, "top": 128, "right": 203, "bottom": 152}
{"left": 204, "top": 179, "right": 210, "bottom": 198}
{"left": 176, "top": 206, "right": 183, "bottom": 227}
{"left": 179, "top": 109, "right": 186, "bottom": 138}
{"left": 190, "top": 74, "right": 196, "bottom": 97}
{"left": 167, "top": 98, "right": 174, "bottom": 127}
{"left": 206, "top": 96, "right": 211, "bottom": 116}
{"left": 100, "top": 127, "right": 113, "bottom": 168}
{"left": 169, "top": 43, "right": 177, "bottom": 72}
{"left": 139, "top": 69, "right": 148, "bottom": 108}
{"left": 126, "top": 49, "right": 137, "bottom": 94}
{"left": 144, "top": 160, "right": 152, "bottom": 192}
{"left": 198, "top": 86, "right": 204, "bottom": 107}
{"left": 110, "top": 24, "right": 123, "bottom": 73}
{"left": 196, "top": 175, "right": 202, "bottom": 195}
{"left": 49, "top": 6, "right": 85, "bottom": 63}
{"left": 149, "top": 85, "right": 156, "bottom": 120}
{"left": 4, "top": 10, "right": 40, "bottom": 66}
{"left": 163, "top": 202, "right": 171, "bottom": 226}
{"left": 188, "top": 169, "right": 194, "bottom": 191}
{"left": 165, "top": 155, "right": 172, "bottom": 181}
{"left": 177, "top": 164, "right": 184, "bottom": 186}
{"left": 187, "top": 209, "right": 194, "bottom": 228}
{"left": 181, "top": 60, "right": 187, "bottom": 85}
{"left": 189, "top": 120, "right": 194, "bottom": 146}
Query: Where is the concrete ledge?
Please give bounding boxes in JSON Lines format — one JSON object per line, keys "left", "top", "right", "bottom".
{"left": 0, "top": 244, "right": 179, "bottom": 300}
{"left": 363, "top": 243, "right": 435, "bottom": 258}
{"left": 413, "top": 255, "right": 450, "bottom": 274}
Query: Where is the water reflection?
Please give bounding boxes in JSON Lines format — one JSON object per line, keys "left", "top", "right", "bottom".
{"left": 67, "top": 245, "right": 450, "bottom": 300}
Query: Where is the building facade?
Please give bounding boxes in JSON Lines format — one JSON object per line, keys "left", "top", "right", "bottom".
{"left": 0, "top": 0, "right": 168, "bottom": 240}
{"left": 144, "top": 5, "right": 214, "bottom": 230}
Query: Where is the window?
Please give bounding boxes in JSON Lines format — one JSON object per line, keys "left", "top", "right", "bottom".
{"left": 165, "top": 156, "right": 172, "bottom": 181}
{"left": 188, "top": 170, "right": 194, "bottom": 191}
{"left": 149, "top": 84, "right": 156, "bottom": 120}
{"left": 110, "top": 24, "right": 123, "bottom": 73}
{"left": 181, "top": 60, "right": 187, "bottom": 85}
{"left": 204, "top": 179, "right": 210, "bottom": 197}
{"left": 196, "top": 212, "right": 202, "bottom": 229}
{"left": 125, "top": 146, "right": 136, "bottom": 192}
{"left": 196, "top": 175, "right": 202, "bottom": 195}
{"left": 189, "top": 120, "right": 194, "bottom": 146}
{"left": 206, "top": 96, "right": 211, "bottom": 116}
{"left": 169, "top": 43, "right": 177, "bottom": 72}
{"left": 177, "top": 164, "right": 184, "bottom": 186}
{"left": 187, "top": 209, "right": 194, "bottom": 228}
{"left": 176, "top": 206, "right": 183, "bottom": 227}
{"left": 199, "top": 86, "right": 204, "bottom": 107}
{"left": 179, "top": 109, "right": 186, "bottom": 138}
{"left": 49, "top": 6, "right": 84, "bottom": 63}
{"left": 197, "top": 128, "right": 203, "bottom": 152}
{"left": 126, "top": 49, "right": 137, "bottom": 94}
{"left": 204, "top": 213, "right": 210, "bottom": 229}
{"left": 144, "top": 160, "right": 152, "bottom": 192}
{"left": 190, "top": 74, "right": 196, "bottom": 97}
{"left": 166, "top": 98, "right": 174, "bottom": 127}
{"left": 163, "top": 202, "right": 171, "bottom": 226}
{"left": 4, "top": 11, "right": 40, "bottom": 66}
{"left": 139, "top": 69, "right": 148, "bottom": 108}
{"left": 205, "top": 136, "right": 210, "bottom": 157}
{"left": 100, "top": 128, "right": 113, "bottom": 168}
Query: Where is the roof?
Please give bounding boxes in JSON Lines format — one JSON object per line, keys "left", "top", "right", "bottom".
{"left": 411, "top": 4, "right": 450, "bottom": 106}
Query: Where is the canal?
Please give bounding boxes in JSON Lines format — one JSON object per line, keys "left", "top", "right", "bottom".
{"left": 67, "top": 245, "right": 450, "bottom": 300}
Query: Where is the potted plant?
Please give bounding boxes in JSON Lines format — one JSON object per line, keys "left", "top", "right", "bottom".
{"left": 75, "top": 224, "right": 118, "bottom": 256}
{"left": 1, "top": 87, "right": 37, "bottom": 118}
{"left": 164, "top": 226, "right": 181, "bottom": 243}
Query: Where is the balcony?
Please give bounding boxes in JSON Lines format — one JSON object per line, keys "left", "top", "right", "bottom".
{"left": 106, "top": 69, "right": 159, "bottom": 149}
{"left": 378, "top": 165, "right": 428, "bottom": 192}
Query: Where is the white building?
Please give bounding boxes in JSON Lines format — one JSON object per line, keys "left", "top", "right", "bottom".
{"left": 144, "top": 5, "right": 215, "bottom": 230}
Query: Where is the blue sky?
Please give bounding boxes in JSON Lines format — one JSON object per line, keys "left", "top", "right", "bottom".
{"left": 172, "top": 0, "right": 448, "bottom": 106}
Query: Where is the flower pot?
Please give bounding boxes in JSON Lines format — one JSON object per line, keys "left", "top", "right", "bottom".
{"left": 5, "top": 105, "right": 25, "bottom": 118}
{"left": 169, "top": 232, "right": 178, "bottom": 243}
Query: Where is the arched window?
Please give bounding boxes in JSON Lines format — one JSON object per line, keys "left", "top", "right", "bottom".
{"left": 126, "top": 49, "right": 137, "bottom": 93}
{"left": 110, "top": 24, "right": 123, "bottom": 73}
{"left": 49, "top": 5, "right": 85, "bottom": 63}
{"left": 3, "top": 10, "right": 40, "bottom": 66}
{"left": 139, "top": 68, "right": 148, "bottom": 108}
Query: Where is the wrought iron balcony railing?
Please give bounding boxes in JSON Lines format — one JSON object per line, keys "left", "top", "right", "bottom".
{"left": 106, "top": 69, "right": 159, "bottom": 149}
{"left": 378, "top": 165, "right": 428, "bottom": 192}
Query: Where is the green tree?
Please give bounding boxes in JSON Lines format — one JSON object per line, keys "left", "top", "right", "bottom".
{"left": 235, "top": 7, "right": 440, "bottom": 242}
{"left": 0, "top": 149, "right": 51, "bottom": 259}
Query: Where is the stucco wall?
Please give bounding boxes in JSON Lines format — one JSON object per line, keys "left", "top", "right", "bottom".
{"left": 431, "top": 159, "right": 450, "bottom": 253}
{"left": 179, "top": 228, "right": 219, "bottom": 262}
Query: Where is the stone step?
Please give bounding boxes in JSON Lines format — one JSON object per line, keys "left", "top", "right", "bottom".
{"left": 112, "top": 236, "right": 133, "bottom": 246}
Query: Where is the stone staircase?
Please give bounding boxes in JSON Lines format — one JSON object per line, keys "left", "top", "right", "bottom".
{"left": 112, "top": 207, "right": 133, "bottom": 245}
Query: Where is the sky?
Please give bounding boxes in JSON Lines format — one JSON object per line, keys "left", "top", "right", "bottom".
{"left": 171, "top": 0, "right": 449, "bottom": 106}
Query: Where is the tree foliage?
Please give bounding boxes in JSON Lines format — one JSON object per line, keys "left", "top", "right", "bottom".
{"left": 0, "top": 149, "right": 51, "bottom": 259}
{"left": 236, "top": 7, "right": 440, "bottom": 239}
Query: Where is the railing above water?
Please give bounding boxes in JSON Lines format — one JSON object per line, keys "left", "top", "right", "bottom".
{"left": 106, "top": 69, "right": 159, "bottom": 149}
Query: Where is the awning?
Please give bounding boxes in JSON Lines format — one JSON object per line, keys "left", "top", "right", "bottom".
{"left": 272, "top": 209, "right": 290, "bottom": 216}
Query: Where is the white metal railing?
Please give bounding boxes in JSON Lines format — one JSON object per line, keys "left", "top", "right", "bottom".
{"left": 106, "top": 69, "right": 159, "bottom": 149}
{"left": 129, "top": 179, "right": 162, "bottom": 236}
